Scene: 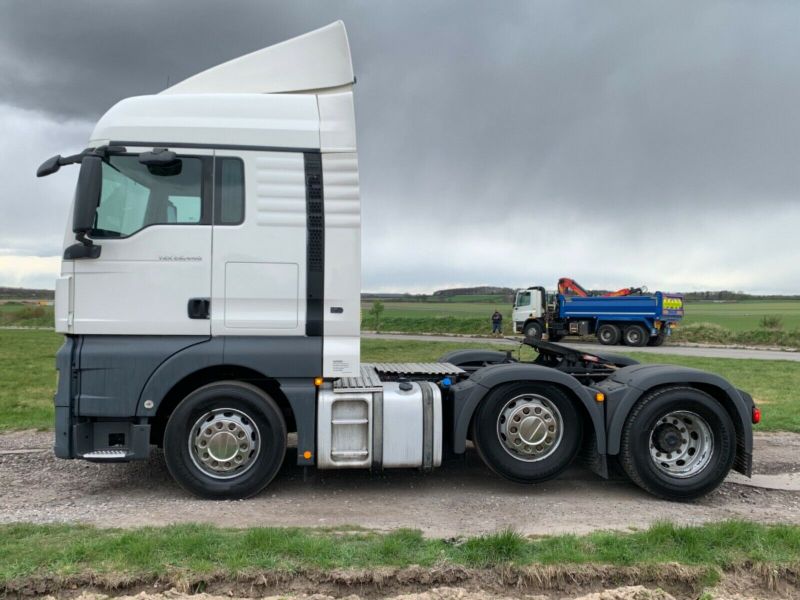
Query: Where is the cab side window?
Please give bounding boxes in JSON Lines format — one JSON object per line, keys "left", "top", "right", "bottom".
{"left": 215, "top": 157, "right": 245, "bottom": 225}
{"left": 93, "top": 155, "right": 205, "bottom": 238}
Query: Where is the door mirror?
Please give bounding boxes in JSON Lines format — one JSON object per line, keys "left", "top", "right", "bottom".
{"left": 73, "top": 154, "right": 103, "bottom": 234}
{"left": 37, "top": 155, "right": 62, "bottom": 177}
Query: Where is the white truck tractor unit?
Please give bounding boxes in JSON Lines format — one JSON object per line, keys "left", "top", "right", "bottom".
{"left": 39, "top": 22, "right": 758, "bottom": 501}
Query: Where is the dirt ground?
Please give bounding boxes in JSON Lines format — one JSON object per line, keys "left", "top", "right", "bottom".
{"left": 26, "top": 587, "right": 749, "bottom": 600}
{"left": 28, "top": 565, "right": 800, "bottom": 600}
{"left": 1, "top": 431, "right": 799, "bottom": 536}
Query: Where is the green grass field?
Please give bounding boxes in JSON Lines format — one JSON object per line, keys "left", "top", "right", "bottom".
{"left": 0, "top": 329, "right": 796, "bottom": 432}
{"left": 1, "top": 521, "right": 798, "bottom": 587}
{"left": 682, "top": 300, "right": 800, "bottom": 331}
{"left": 361, "top": 299, "right": 800, "bottom": 346}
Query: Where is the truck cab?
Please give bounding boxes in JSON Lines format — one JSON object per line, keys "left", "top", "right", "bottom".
{"left": 512, "top": 286, "right": 547, "bottom": 338}
{"left": 39, "top": 23, "right": 754, "bottom": 502}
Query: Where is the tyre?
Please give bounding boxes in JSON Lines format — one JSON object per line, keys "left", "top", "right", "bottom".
{"left": 619, "top": 386, "right": 736, "bottom": 501}
{"left": 523, "top": 321, "right": 543, "bottom": 340}
{"left": 164, "top": 381, "right": 287, "bottom": 499}
{"left": 623, "top": 324, "right": 648, "bottom": 347}
{"left": 597, "top": 324, "right": 621, "bottom": 346}
{"left": 647, "top": 332, "right": 667, "bottom": 346}
{"left": 472, "top": 382, "right": 582, "bottom": 483}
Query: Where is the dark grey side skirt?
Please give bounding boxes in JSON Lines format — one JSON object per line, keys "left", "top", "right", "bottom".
{"left": 54, "top": 335, "right": 323, "bottom": 464}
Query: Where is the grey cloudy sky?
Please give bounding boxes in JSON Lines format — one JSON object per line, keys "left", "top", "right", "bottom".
{"left": 1, "top": 1, "right": 798, "bottom": 293}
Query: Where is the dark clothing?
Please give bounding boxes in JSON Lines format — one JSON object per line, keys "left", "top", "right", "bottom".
{"left": 491, "top": 312, "right": 503, "bottom": 334}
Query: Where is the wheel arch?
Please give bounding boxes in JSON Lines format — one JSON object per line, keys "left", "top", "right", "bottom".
{"left": 451, "top": 363, "right": 606, "bottom": 455}
{"left": 150, "top": 365, "right": 294, "bottom": 447}
{"left": 604, "top": 365, "right": 753, "bottom": 475}
{"left": 523, "top": 318, "right": 544, "bottom": 334}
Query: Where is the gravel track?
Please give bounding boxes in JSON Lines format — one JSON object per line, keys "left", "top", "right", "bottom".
{"left": 1, "top": 431, "right": 799, "bottom": 536}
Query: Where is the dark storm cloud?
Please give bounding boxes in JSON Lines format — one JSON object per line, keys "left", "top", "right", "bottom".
{"left": 1, "top": 1, "right": 799, "bottom": 291}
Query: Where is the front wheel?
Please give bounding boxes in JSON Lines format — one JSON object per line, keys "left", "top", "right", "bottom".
{"left": 473, "top": 382, "right": 582, "bottom": 483}
{"left": 164, "top": 381, "right": 287, "bottom": 499}
{"left": 523, "top": 321, "right": 543, "bottom": 340}
{"left": 619, "top": 386, "right": 736, "bottom": 500}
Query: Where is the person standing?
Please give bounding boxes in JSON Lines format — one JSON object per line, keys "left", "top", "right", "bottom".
{"left": 491, "top": 309, "right": 503, "bottom": 337}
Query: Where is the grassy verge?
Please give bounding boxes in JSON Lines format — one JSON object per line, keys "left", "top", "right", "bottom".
{"left": 672, "top": 322, "right": 800, "bottom": 348}
{"left": 0, "top": 521, "right": 798, "bottom": 585}
{"left": 0, "top": 330, "right": 797, "bottom": 432}
{"left": 0, "top": 328, "right": 62, "bottom": 430}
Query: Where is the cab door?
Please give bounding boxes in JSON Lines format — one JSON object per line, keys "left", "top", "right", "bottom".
{"left": 210, "top": 150, "right": 307, "bottom": 336}
{"left": 71, "top": 147, "right": 213, "bottom": 336}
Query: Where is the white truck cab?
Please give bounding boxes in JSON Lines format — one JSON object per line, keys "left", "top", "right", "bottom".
{"left": 512, "top": 286, "right": 547, "bottom": 338}
{"left": 39, "top": 23, "right": 756, "bottom": 501}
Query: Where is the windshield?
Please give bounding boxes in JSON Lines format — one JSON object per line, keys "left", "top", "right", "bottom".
{"left": 92, "top": 155, "right": 203, "bottom": 237}
{"left": 515, "top": 291, "right": 531, "bottom": 307}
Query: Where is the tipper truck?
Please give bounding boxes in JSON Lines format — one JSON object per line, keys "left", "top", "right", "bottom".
{"left": 38, "top": 22, "right": 757, "bottom": 501}
{"left": 513, "top": 282, "right": 684, "bottom": 346}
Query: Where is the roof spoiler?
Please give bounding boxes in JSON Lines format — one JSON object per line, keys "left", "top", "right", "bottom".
{"left": 162, "top": 21, "right": 354, "bottom": 96}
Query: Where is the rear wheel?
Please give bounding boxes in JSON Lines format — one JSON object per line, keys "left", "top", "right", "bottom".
{"left": 597, "top": 324, "right": 621, "bottom": 345}
{"left": 647, "top": 332, "right": 667, "bottom": 346}
{"left": 164, "top": 381, "right": 287, "bottom": 499}
{"left": 623, "top": 324, "right": 648, "bottom": 347}
{"left": 619, "top": 386, "right": 736, "bottom": 500}
{"left": 473, "top": 382, "right": 582, "bottom": 483}
{"left": 523, "top": 321, "right": 543, "bottom": 340}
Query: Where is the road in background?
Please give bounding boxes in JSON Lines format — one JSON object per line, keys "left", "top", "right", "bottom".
{"left": 364, "top": 332, "right": 800, "bottom": 362}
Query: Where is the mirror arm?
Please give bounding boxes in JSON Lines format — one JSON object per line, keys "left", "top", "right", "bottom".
{"left": 75, "top": 231, "right": 94, "bottom": 247}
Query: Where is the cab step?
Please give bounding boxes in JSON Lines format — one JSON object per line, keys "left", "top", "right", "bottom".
{"left": 80, "top": 449, "right": 134, "bottom": 462}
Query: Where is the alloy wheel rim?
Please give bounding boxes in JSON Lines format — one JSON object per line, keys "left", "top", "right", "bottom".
{"left": 189, "top": 407, "right": 261, "bottom": 479}
{"left": 648, "top": 410, "right": 714, "bottom": 478}
{"left": 497, "top": 394, "right": 564, "bottom": 462}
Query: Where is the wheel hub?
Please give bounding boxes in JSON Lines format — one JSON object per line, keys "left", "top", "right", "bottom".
{"left": 497, "top": 394, "right": 563, "bottom": 462}
{"left": 189, "top": 408, "right": 261, "bottom": 479}
{"left": 653, "top": 423, "right": 683, "bottom": 453}
{"left": 648, "top": 410, "right": 713, "bottom": 478}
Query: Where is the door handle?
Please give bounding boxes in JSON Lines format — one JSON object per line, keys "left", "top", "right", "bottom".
{"left": 187, "top": 298, "right": 210, "bottom": 319}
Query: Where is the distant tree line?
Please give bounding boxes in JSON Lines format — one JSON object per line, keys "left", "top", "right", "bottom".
{"left": 0, "top": 287, "right": 55, "bottom": 301}
{"left": 431, "top": 286, "right": 515, "bottom": 298}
